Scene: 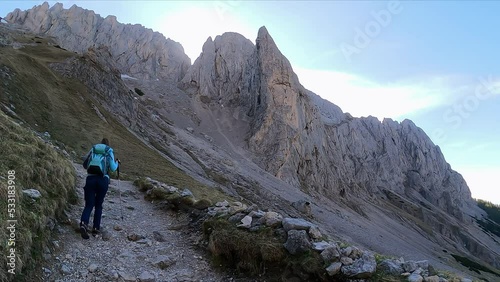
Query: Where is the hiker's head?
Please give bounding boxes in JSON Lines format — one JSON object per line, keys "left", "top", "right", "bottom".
{"left": 101, "top": 138, "right": 110, "bottom": 146}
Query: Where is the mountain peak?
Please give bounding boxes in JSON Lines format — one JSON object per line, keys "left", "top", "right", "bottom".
{"left": 6, "top": 3, "right": 190, "bottom": 81}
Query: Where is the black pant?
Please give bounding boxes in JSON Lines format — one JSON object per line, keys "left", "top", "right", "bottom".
{"left": 80, "top": 175, "right": 109, "bottom": 230}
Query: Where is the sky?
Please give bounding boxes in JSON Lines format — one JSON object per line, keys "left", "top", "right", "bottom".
{"left": 3, "top": 1, "right": 499, "bottom": 204}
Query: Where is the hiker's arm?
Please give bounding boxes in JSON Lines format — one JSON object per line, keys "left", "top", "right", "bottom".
{"left": 82, "top": 149, "right": 92, "bottom": 169}
{"left": 108, "top": 149, "right": 119, "bottom": 172}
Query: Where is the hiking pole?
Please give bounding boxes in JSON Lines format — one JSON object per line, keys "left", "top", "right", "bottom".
{"left": 117, "top": 161, "right": 124, "bottom": 221}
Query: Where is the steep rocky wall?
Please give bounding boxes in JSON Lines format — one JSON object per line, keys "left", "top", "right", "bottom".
{"left": 180, "top": 26, "right": 479, "bottom": 221}
{"left": 6, "top": 2, "right": 190, "bottom": 81}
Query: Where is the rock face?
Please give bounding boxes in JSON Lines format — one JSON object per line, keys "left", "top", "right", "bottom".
{"left": 6, "top": 2, "right": 190, "bottom": 81}
{"left": 180, "top": 26, "right": 478, "bottom": 219}
{"left": 179, "top": 26, "right": 496, "bottom": 267}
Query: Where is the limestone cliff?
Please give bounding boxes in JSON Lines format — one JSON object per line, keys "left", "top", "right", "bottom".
{"left": 178, "top": 26, "right": 499, "bottom": 267}
{"left": 180, "top": 26, "right": 478, "bottom": 220}
{"left": 6, "top": 2, "right": 190, "bottom": 81}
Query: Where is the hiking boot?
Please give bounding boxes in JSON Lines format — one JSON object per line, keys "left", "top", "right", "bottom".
{"left": 91, "top": 228, "right": 101, "bottom": 237}
{"left": 80, "top": 222, "right": 90, "bottom": 239}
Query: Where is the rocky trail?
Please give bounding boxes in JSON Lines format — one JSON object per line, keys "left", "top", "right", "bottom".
{"left": 39, "top": 164, "right": 244, "bottom": 282}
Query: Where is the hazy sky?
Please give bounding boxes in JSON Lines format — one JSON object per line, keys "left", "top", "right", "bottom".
{"left": 3, "top": 1, "right": 499, "bottom": 204}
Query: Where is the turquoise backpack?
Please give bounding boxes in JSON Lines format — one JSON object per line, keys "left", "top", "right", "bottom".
{"left": 86, "top": 144, "right": 110, "bottom": 176}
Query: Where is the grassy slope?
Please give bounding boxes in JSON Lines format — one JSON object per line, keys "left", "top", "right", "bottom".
{"left": 0, "top": 31, "right": 227, "bottom": 203}
{"left": 0, "top": 111, "right": 77, "bottom": 281}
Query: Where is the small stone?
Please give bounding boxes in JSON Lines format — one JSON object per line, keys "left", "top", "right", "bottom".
{"left": 424, "top": 276, "right": 440, "bottom": 282}
{"left": 180, "top": 189, "right": 194, "bottom": 197}
{"left": 114, "top": 225, "right": 123, "bottom": 231}
{"left": 340, "top": 256, "right": 353, "bottom": 265}
{"left": 229, "top": 202, "right": 248, "bottom": 215}
{"left": 118, "top": 271, "right": 136, "bottom": 282}
{"left": 60, "top": 264, "right": 71, "bottom": 275}
{"left": 237, "top": 215, "right": 252, "bottom": 229}
{"left": 88, "top": 263, "right": 98, "bottom": 273}
{"left": 136, "top": 239, "right": 152, "bottom": 245}
{"left": 228, "top": 213, "right": 246, "bottom": 224}
{"left": 127, "top": 233, "right": 145, "bottom": 241}
{"left": 321, "top": 246, "right": 340, "bottom": 263}
{"left": 312, "top": 241, "right": 331, "bottom": 251}
{"left": 263, "top": 211, "right": 283, "bottom": 227}
{"left": 416, "top": 260, "right": 429, "bottom": 270}
{"left": 282, "top": 217, "right": 315, "bottom": 232}
{"left": 349, "top": 246, "right": 362, "bottom": 259}
{"left": 138, "top": 270, "right": 155, "bottom": 282}
{"left": 23, "top": 189, "right": 42, "bottom": 199}
{"left": 308, "top": 225, "right": 322, "bottom": 239}
{"left": 342, "top": 246, "right": 353, "bottom": 257}
{"left": 378, "top": 259, "right": 403, "bottom": 275}
{"left": 153, "top": 231, "right": 166, "bottom": 242}
{"left": 102, "top": 230, "right": 111, "bottom": 241}
{"left": 403, "top": 260, "right": 418, "bottom": 273}
{"left": 408, "top": 273, "right": 423, "bottom": 282}
{"left": 326, "top": 262, "right": 342, "bottom": 276}
{"left": 153, "top": 255, "right": 176, "bottom": 269}
{"left": 248, "top": 210, "right": 266, "bottom": 218}
{"left": 215, "top": 200, "right": 230, "bottom": 207}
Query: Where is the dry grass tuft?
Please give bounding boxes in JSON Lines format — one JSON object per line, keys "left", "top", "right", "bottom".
{"left": 203, "top": 219, "right": 288, "bottom": 276}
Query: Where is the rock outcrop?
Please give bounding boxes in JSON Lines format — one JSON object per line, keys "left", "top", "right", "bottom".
{"left": 6, "top": 2, "right": 190, "bottom": 81}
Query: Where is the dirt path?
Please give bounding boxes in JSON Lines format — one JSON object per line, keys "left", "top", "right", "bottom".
{"left": 40, "top": 164, "right": 239, "bottom": 282}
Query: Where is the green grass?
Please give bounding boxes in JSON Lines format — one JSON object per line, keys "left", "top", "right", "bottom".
{"left": 476, "top": 199, "right": 500, "bottom": 224}
{"left": 476, "top": 199, "right": 500, "bottom": 237}
{"left": 451, "top": 254, "right": 500, "bottom": 277}
{"left": 0, "top": 111, "right": 77, "bottom": 282}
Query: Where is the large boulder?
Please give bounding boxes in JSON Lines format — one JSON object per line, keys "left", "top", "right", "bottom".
{"left": 283, "top": 230, "right": 312, "bottom": 255}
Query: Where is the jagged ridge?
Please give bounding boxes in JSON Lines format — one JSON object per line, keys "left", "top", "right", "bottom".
{"left": 6, "top": 2, "right": 190, "bottom": 81}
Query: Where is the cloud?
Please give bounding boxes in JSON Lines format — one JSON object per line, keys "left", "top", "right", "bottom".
{"left": 293, "top": 67, "right": 458, "bottom": 120}
{"left": 293, "top": 67, "right": 500, "bottom": 121}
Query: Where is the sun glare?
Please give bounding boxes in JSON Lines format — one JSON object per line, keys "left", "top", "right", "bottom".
{"left": 155, "top": 4, "right": 255, "bottom": 62}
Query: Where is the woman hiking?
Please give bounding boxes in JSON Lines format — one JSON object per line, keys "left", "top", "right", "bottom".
{"left": 80, "top": 138, "right": 119, "bottom": 239}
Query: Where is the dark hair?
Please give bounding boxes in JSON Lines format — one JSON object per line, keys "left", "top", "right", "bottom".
{"left": 101, "top": 138, "right": 109, "bottom": 146}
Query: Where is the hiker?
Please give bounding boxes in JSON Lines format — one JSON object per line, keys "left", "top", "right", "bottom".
{"left": 80, "top": 138, "right": 119, "bottom": 239}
